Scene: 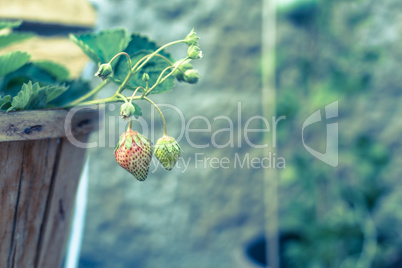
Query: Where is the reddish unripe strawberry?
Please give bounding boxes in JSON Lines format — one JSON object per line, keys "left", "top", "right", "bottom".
{"left": 154, "top": 135, "right": 181, "bottom": 171}
{"left": 114, "top": 130, "right": 152, "bottom": 181}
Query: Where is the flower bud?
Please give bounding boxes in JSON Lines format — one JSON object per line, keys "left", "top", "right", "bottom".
{"left": 187, "top": 45, "right": 203, "bottom": 60}
{"left": 184, "top": 29, "right": 199, "bottom": 46}
{"left": 172, "top": 59, "right": 193, "bottom": 82}
{"left": 183, "top": 69, "right": 200, "bottom": 84}
{"left": 120, "top": 102, "right": 135, "bottom": 120}
{"left": 142, "top": 73, "right": 150, "bottom": 82}
{"left": 95, "top": 63, "right": 113, "bottom": 80}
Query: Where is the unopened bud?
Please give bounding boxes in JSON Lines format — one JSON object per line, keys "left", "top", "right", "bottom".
{"left": 187, "top": 45, "right": 203, "bottom": 60}
{"left": 120, "top": 102, "right": 135, "bottom": 120}
{"left": 142, "top": 73, "right": 150, "bottom": 82}
{"left": 184, "top": 28, "right": 199, "bottom": 46}
{"left": 95, "top": 63, "right": 113, "bottom": 80}
{"left": 172, "top": 59, "right": 192, "bottom": 82}
{"left": 183, "top": 69, "right": 200, "bottom": 84}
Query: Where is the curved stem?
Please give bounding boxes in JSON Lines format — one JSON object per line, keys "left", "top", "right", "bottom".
{"left": 147, "top": 66, "right": 173, "bottom": 94}
{"left": 129, "top": 87, "right": 144, "bottom": 102}
{"left": 109, "top": 52, "right": 132, "bottom": 68}
{"left": 146, "top": 57, "right": 189, "bottom": 95}
{"left": 131, "top": 53, "right": 173, "bottom": 73}
{"left": 134, "top": 40, "right": 185, "bottom": 73}
{"left": 116, "top": 42, "right": 184, "bottom": 95}
{"left": 65, "top": 79, "right": 110, "bottom": 107}
{"left": 153, "top": 54, "right": 174, "bottom": 66}
{"left": 116, "top": 93, "right": 129, "bottom": 103}
{"left": 143, "top": 96, "right": 167, "bottom": 136}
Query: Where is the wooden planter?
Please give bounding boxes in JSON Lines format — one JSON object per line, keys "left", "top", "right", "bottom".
{"left": 0, "top": 107, "right": 98, "bottom": 268}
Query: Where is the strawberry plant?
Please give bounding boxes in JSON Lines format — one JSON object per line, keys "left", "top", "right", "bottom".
{"left": 0, "top": 20, "right": 202, "bottom": 181}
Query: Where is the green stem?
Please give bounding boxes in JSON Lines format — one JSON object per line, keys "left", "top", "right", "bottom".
{"left": 127, "top": 118, "right": 133, "bottom": 131}
{"left": 65, "top": 79, "right": 110, "bottom": 107}
{"left": 66, "top": 95, "right": 122, "bottom": 108}
{"left": 109, "top": 52, "right": 132, "bottom": 68}
{"left": 147, "top": 66, "right": 173, "bottom": 94}
{"left": 129, "top": 87, "right": 144, "bottom": 102}
{"left": 131, "top": 53, "right": 173, "bottom": 73}
{"left": 116, "top": 42, "right": 184, "bottom": 95}
{"left": 143, "top": 96, "right": 167, "bottom": 136}
{"left": 153, "top": 54, "right": 174, "bottom": 66}
{"left": 134, "top": 40, "right": 185, "bottom": 73}
{"left": 147, "top": 57, "right": 189, "bottom": 95}
{"left": 116, "top": 71, "right": 134, "bottom": 95}
{"left": 116, "top": 93, "right": 129, "bottom": 103}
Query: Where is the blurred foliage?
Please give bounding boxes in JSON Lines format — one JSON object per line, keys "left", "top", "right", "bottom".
{"left": 0, "top": 20, "right": 93, "bottom": 111}
{"left": 276, "top": 0, "right": 401, "bottom": 267}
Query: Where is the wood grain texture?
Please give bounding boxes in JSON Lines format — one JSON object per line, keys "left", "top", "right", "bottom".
{"left": 0, "top": 107, "right": 99, "bottom": 142}
{"left": 36, "top": 135, "right": 89, "bottom": 268}
{"left": 0, "top": 108, "right": 98, "bottom": 267}
{"left": 0, "top": 139, "right": 59, "bottom": 267}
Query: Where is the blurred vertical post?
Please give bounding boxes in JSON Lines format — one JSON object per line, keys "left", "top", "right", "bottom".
{"left": 261, "top": 0, "right": 278, "bottom": 267}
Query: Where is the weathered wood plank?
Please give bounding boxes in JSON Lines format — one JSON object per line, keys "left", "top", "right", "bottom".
{"left": 36, "top": 135, "right": 89, "bottom": 268}
{"left": 0, "top": 107, "right": 97, "bottom": 267}
{"left": 0, "top": 139, "right": 60, "bottom": 267}
{"left": 0, "top": 107, "right": 99, "bottom": 142}
{"left": 0, "top": 141, "right": 25, "bottom": 267}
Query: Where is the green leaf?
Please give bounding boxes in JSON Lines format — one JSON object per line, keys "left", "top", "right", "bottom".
{"left": 8, "top": 81, "right": 47, "bottom": 111}
{"left": 8, "top": 81, "right": 33, "bottom": 111}
{"left": 69, "top": 29, "right": 130, "bottom": 64}
{"left": 112, "top": 51, "right": 175, "bottom": 94}
{"left": 34, "top": 60, "right": 70, "bottom": 82}
{"left": 49, "top": 79, "right": 92, "bottom": 107}
{"left": 0, "top": 95, "right": 12, "bottom": 111}
{"left": 0, "top": 32, "right": 35, "bottom": 49}
{"left": 110, "top": 33, "right": 175, "bottom": 94}
{"left": 123, "top": 34, "right": 173, "bottom": 60}
{"left": 132, "top": 102, "right": 142, "bottom": 118}
{"left": 45, "top": 84, "right": 69, "bottom": 102}
{"left": 0, "top": 63, "right": 61, "bottom": 97}
{"left": 0, "top": 51, "right": 31, "bottom": 77}
{"left": 0, "top": 20, "right": 22, "bottom": 31}
{"left": 27, "top": 89, "right": 47, "bottom": 110}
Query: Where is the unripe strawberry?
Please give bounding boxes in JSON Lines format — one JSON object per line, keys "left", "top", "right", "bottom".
{"left": 114, "top": 130, "right": 152, "bottom": 181}
{"left": 154, "top": 136, "right": 181, "bottom": 170}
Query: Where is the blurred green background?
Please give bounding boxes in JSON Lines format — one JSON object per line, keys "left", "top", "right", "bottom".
{"left": 75, "top": 0, "right": 402, "bottom": 267}
{"left": 276, "top": 0, "right": 402, "bottom": 267}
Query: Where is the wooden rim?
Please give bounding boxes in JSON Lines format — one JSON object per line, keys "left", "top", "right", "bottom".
{"left": 0, "top": 107, "right": 99, "bottom": 142}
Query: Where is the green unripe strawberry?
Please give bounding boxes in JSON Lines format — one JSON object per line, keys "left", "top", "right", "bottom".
{"left": 154, "top": 136, "right": 181, "bottom": 171}
{"left": 115, "top": 130, "right": 152, "bottom": 181}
